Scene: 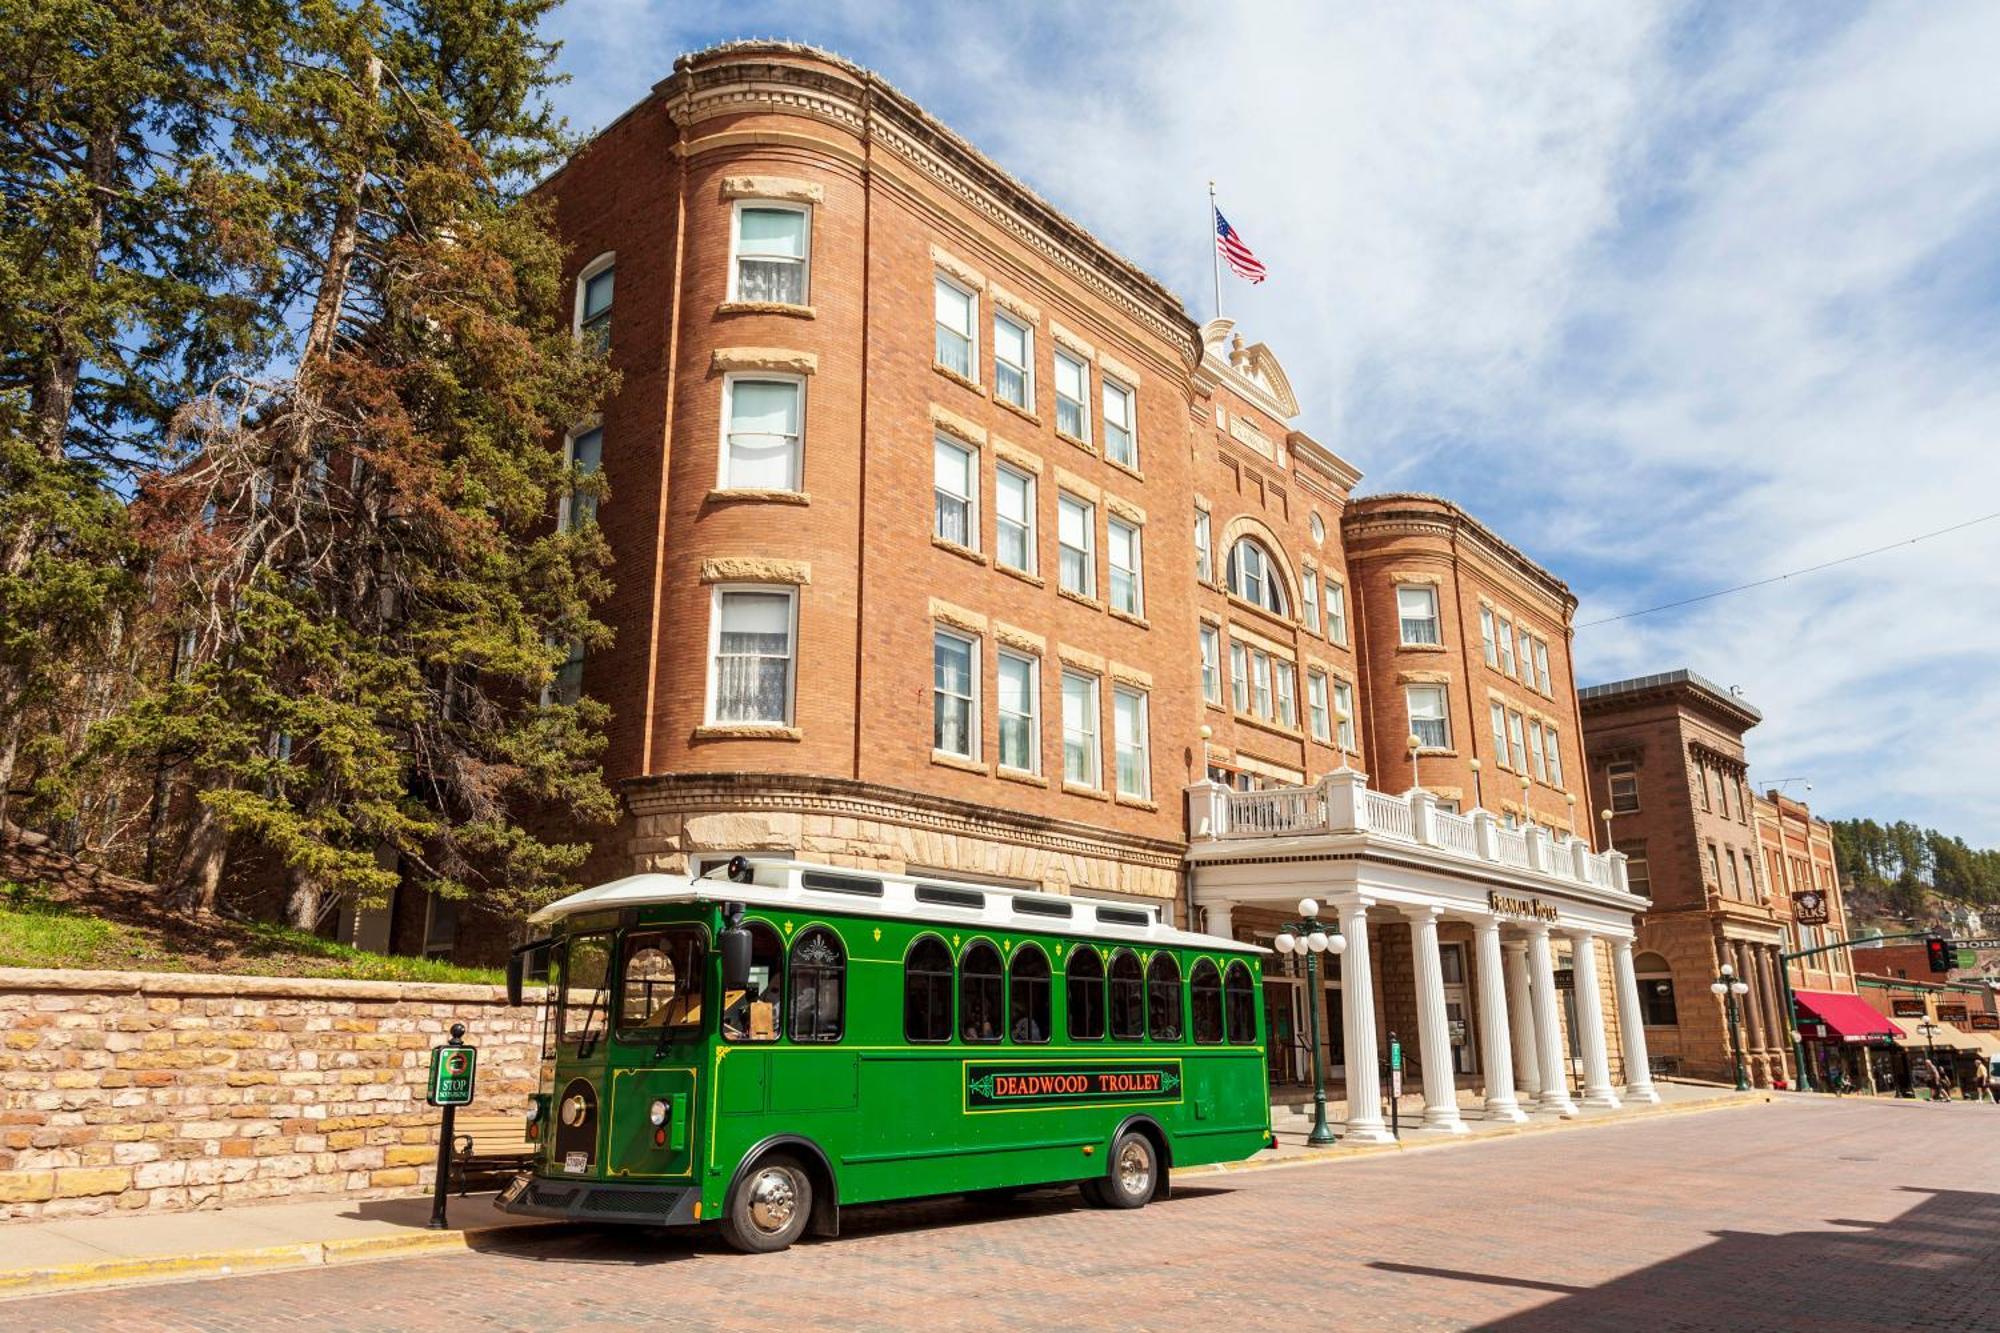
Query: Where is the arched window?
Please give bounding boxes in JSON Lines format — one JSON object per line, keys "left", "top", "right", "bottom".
{"left": 1635, "top": 951, "right": 1678, "bottom": 1027}
{"left": 1226, "top": 538, "right": 1288, "bottom": 615}
{"left": 723, "top": 920, "right": 784, "bottom": 1043}
{"left": 1009, "top": 944, "right": 1052, "bottom": 1044}
{"left": 1190, "top": 959, "right": 1224, "bottom": 1044}
{"left": 787, "top": 927, "right": 845, "bottom": 1042}
{"left": 960, "top": 941, "right": 1004, "bottom": 1044}
{"left": 904, "top": 935, "right": 954, "bottom": 1044}
{"left": 1067, "top": 947, "right": 1106, "bottom": 1040}
{"left": 1109, "top": 949, "right": 1145, "bottom": 1041}
{"left": 1224, "top": 960, "right": 1257, "bottom": 1044}
{"left": 1146, "top": 954, "right": 1184, "bottom": 1041}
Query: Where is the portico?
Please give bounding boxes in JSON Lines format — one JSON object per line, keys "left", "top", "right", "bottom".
{"left": 1189, "top": 770, "right": 1659, "bottom": 1143}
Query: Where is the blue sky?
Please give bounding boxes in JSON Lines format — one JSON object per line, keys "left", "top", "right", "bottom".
{"left": 539, "top": 1, "right": 2000, "bottom": 843}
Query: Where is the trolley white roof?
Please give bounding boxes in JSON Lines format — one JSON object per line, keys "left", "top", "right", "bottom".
{"left": 532, "top": 857, "right": 1263, "bottom": 953}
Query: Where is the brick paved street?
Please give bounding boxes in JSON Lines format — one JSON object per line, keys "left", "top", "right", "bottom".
{"left": 16, "top": 1098, "right": 2000, "bottom": 1331}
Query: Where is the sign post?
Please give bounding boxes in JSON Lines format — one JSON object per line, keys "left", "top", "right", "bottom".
{"left": 1387, "top": 1033, "right": 1403, "bottom": 1140}
{"left": 426, "top": 1023, "right": 476, "bottom": 1230}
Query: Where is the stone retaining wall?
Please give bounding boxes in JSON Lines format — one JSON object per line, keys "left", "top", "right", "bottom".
{"left": 0, "top": 968, "right": 543, "bottom": 1221}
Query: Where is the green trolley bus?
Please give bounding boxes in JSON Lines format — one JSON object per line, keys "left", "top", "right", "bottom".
{"left": 496, "top": 856, "right": 1272, "bottom": 1251}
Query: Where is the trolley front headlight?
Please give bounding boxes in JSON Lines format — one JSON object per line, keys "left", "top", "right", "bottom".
{"left": 649, "top": 1098, "right": 670, "bottom": 1127}
{"left": 525, "top": 1107, "right": 541, "bottom": 1141}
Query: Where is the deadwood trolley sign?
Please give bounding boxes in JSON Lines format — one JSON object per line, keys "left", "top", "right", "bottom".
{"left": 495, "top": 858, "right": 1272, "bottom": 1252}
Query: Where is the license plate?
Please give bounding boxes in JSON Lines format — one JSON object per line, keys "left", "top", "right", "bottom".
{"left": 564, "top": 1152, "right": 588, "bottom": 1173}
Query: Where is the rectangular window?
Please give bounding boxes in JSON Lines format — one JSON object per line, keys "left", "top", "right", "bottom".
{"left": 933, "top": 436, "right": 977, "bottom": 548}
{"left": 563, "top": 426, "right": 603, "bottom": 532}
{"left": 1107, "top": 517, "right": 1142, "bottom": 616}
{"left": 1705, "top": 843, "right": 1721, "bottom": 886}
{"left": 1274, "top": 662, "right": 1297, "bottom": 729}
{"left": 1057, "top": 493, "right": 1094, "bottom": 597}
{"left": 1193, "top": 508, "right": 1213, "bottom": 583}
{"left": 1544, "top": 724, "right": 1563, "bottom": 787}
{"left": 550, "top": 639, "right": 585, "bottom": 707}
{"left": 1518, "top": 628, "right": 1534, "bottom": 685}
{"left": 578, "top": 262, "right": 613, "bottom": 351}
{"left": 1302, "top": 570, "right": 1320, "bottom": 632}
{"left": 1113, "top": 687, "right": 1150, "bottom": 799}
{"left": 1622, "top": 850, "right": 1652, "bottom": 898}
{"left": 1199, "top": 625, "right": 1222, "bottom": 704}
{"left": 933, "top": 629, "right": 977, "bottom": 759}
{"left": 1407, "top": 685, "right": 1449, "bottom": 749}
{"left": 722, "top": 376, "right": 803, "bottom": 491}
{"left": 1497, "top": 614, "right": 1516, "bottom": 676}
{"left": 1307, "top": 670, "right": 1331, "bottom": 743}
{"left": 1229, "top": 641, "right": 1249, "bottom": 713}
{"left": 1534, "top": 639, "right": 1552, "bottom": 694}
{"left": 1609, "top": 761, "right": 1640, "bottom": 812}
{"left": 1480, "top": 606, "right": 1498, "bottom": 667}
{"left": 993, "top": 312, "right": 1032, "bottom": 409}
{"left": 1251, "top": 651, "right": 1273, "bottom": 719}
{"left": 1333, "top": 679, "right": 1355, "bottom": 751}
{"left": 1326, "top": 581, "right": 1347, "bottom": 645}
{"left": 1490, "top": 702, "right": 1510, "bottom": 770}
{"left": 995, "top": 464, "right": 1034, "bottom": 573}
{"left": 1054, "top": 349, "right": 1088, "bottom": 441}
{"left": 1727, "top": 850, "right": 1742, "bottom": 897}
{"left": 1102, "top": 378, "right": 1136, "bottom": 467}
{"left": 934, "top": 276, "right": 976, "bottom": 378}
{"left": 1698, "top": 764, "right": 1712, "bottom": 811}
{"left": 1398, "top": 585, "right": 1440, "bottom": 646}
{"left": 710, "top": 588, "right": 795, "bottom": 725}
{"left": 732, "top": 205, "right": 808, "bottom": 305}
{"left": 1528, "top": 720, "right": 1547, "bottom": 781}
{"left": 997, "top": 650, "right": 1038, "bottom": 773}
{"left": 1507, "top": 710, "right": 1527, "bottom": 772}
{"left": 1062, "top": 671, "right": 1099, "bottom": 788}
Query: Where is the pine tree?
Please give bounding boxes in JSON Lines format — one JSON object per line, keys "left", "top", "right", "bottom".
{"left": 107, "top": 0, "right": 618, "bottom": 924}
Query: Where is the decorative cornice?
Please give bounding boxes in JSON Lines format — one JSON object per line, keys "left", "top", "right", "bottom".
{"left": 1344, "top": 493, "right": 1578, "bottom": 619}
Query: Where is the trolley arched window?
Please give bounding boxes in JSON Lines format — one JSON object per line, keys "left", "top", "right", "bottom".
{"left": 1066, "top": 947, "right": 1106, "bottom": 1040}
{"left": 960, "top": 941, "right": 1004, "bottom": 1044}
{"left": 1109, "top": 949, "right": 1145, "bottom": 1041}
{"left": 904, "top": 934, "right": 954, "bottom": 1044}
{"left": 787, "top": 927, "right": 846, "bottom": 1042}
{"left": 1190, "top": 959, "right": 1224, "bottom": 1044}
{"left": 1224, "top": 960, "right": 1256, "bottom": 1044}
{"left": 1226, "top": 538, "right": 1288, "bottom": 616}
{"left": 1146, "top": 954, "right": 1184, "bottom": 1041}
{"left": 1008, "top": 944, "right": 1052, "bottom": 1044}
{"left": 722, "top": 920, "right": 784, "bottom": 1043}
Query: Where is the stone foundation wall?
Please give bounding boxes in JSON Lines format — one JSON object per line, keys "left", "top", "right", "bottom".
{"left": 0, "top": 969, "right": 542, "bottom": 1222}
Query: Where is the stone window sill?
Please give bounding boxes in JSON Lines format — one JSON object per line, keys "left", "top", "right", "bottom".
{"left": 1057, "top": 586, "right": 1104, "bottom": 613}
{"left": 933, "top": 362, "right": 986, "bottom": 397}
{"left": 997, "top": 563, "right": 1045, "bottom": 588}
{"left": 716, "top": 301, "right": 816, "bottom": 319}
{"left": 1062, "top": 781, "right": 1110, "bottom": 801}
{"left": 996, "top": 398, "right": 1041, "bottom": 429}
{"left": 1108, "top": 606, "right": 1149, "bottom": 631}
{"left": 1225, "top": 593, "right": 1295, "bottom": 636}
{"left": 707, "top": 488, "right": 810, "bottom": 506}
{"left": 931, "top": 750, "right": 990, "bottom": 775}
{"left": 692, "top": 724, "right": 802, "bottom": 742}
{"left": 1055, "top": 428, "right": 1095, "bottom": 457}
{"left": 1104, "top": 453, "right": 1144, "bottom": 483}
{"left": 1398, "top": 641, "right": 1451, "bottom": 654}
{"left": 1114, "top": 792, "right": 1158, "bottom": 812}
{"left": 1233, "top": 711, "right": 1304, "bottom": 742}
{"left": 997, "top": 766, "right": 1048, "bottom": 788}
{"left": 932, "top": 536, "right": 989, "bottom": 565}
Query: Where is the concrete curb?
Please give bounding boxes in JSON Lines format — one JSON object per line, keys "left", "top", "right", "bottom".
{"left": 0, "top": 1221, "right": 553, "bottom": 1302}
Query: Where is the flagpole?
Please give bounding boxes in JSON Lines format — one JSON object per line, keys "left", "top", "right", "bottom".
{"left": 1208, "top": 180, "right": 1222, "bottom": 322}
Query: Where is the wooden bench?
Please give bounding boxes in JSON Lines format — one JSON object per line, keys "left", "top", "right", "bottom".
{"left": 451, "top": 1113, "right": 536, "bottom": 1195}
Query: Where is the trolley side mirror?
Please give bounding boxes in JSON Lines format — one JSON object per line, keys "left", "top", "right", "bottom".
{"left": 719, "top": 904, "right": 752, "bottom": 991}
{"left": 506, "top": 939, "right": 552, "bottom": 1007}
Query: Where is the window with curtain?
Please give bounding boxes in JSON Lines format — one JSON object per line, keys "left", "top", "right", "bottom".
{"left": 733, "top": 206, "right": 808, "bottom": 304}
{"left": 1008, "top": 945, "right": 1051, "bottom": 1044}
{"left": 1146, "top": 954, "right": 1182, "bottom": 1041}
{"left": 1199, "top": 625, "right": 1221, "bottom": 704}
{"left": 787, "top": 927, "right": 845, "bottom": 1042}
{"left": 932, "top": 436, "right": 976, "bottom": 547}
{"left": 723, "top": 377, "right": 802, "bottom": 491}
{"left": 1054, "top": 349, "right": 1088, "bottom": 440}
{"left": 1102, "top": 378, "right": 1136, "bottom": 466}
{"left": 1325, "top": 581, "right": 1347, "bottom": 644}
{"left": 1333, "top": 679, "right": 1355, "bottom": 750}
{"left": 1113, "top": 686, "right": 1149, "bottom": 799}
{"left": 959, "top": 941, "right": 1003, "bottom": 1043}
{"left": 1398, "top": 585, "right": 1441, "bottom": 645}
{"left": 1229, "top": 641, "right": 1249, "bottom": 713}
{"left": 1534, "top": 639, "right": 1552, "bottom": 694}
{"left": 1066, "top": 948, "right": 1105, "bottom": 1040}
{"left": 995, "top": 465, "right": 1033, "bottom": 572}
{"left": 1190, "top": 960, "right": 1224, "bottom": 1043}
{"left": 1062, "top": 670, "right": 1099, "bottom": 787}
{"left": 711, "top": 589, "right": 794, "bottom": 724}
{"left": 1498, "top": 613, "right": 1516, "bottom": 674}
{"left": 934, "top": 276, "right": 976, "bottom": 377}
{"left": 1226, "top": 539, "right": 1288, "bottom": 615}
{"left": 1544, "top": 724, "right": 1563, "bottom": 787}
{"left": 1193, "top": 509, "right": 1212, "bottom": 582}
{"left": 1274, "top": 662, "right": 1297, "bottom": 729}
{"left": 1491, "top": 702, "right": 1511, "bottom": 770}
{"left": 1109, "top": 950, "right": 1144, "bottom": 1040}
{"left": 1407, "top": 685, "right": 1449, "bottom": 749}
{"left": 1107, "top": 518, "right": 1142, "bottom": 615}
{"left": 994, "top": 312, "right": 1032, "bottom": 408}
{"left": 1057, "top": 493, "right": 1094, "bottom": 596}
{"left": 997, "top": 651, "right": 1038, "bottom": 773}
{"left": 1307, "top": 670, "right": 1331, "bottom": 742}
{"left": 932, "top": 629, "right": 977, "bottom": 758}
{"left": 904, "top": 935, "right": 953, "bottom": 1043}
{"left": 1480, "top": 606, "right": 1498, "bottom": 666}
{"left": 1302, "top": 569, "right": 1320, "bottom": 631}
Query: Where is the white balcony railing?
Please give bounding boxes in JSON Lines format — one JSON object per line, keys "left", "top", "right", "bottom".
{"left": 1188, "top": 770, "right": 1630, "bottom": 895}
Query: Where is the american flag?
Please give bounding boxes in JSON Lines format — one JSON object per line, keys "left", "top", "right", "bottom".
{"left": 1214, "top": 207, "right": 1267, "bottom": 284}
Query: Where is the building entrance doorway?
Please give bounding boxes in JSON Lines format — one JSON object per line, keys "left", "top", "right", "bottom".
{"left": 1441, "top": 941, "right": 1478, "bottom": 1075}
{"left": 1264, "top": 968, "right": 1343, "bottom": 1087}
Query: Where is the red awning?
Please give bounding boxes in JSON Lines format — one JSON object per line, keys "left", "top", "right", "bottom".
{"left": 1794, "top": 990, "right": 1903, "bottom": 1043}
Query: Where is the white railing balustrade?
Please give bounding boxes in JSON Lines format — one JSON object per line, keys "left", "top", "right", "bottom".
{"left": 1220, "top": 786, "right": 1323, "bottom": 838}
{"left": 1363, "top": 791, "right": 1414, "bottom": 841}
{"left": 1434, "top": 809, "right": 1478, "bottom": 857}
{"left": 1494, "top": 827, "right": 1531, "bottom": 869}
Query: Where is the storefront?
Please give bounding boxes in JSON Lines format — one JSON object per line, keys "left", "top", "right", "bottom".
{"left": 1791, "top": 989, "right": 1900, "bottom": 1092}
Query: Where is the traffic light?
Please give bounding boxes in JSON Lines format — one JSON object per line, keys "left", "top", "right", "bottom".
{"left": 1925, "top": 936, "right": 1952, "bottom": 974}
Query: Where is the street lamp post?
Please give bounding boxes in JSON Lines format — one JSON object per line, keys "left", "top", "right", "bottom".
{"left": 1406, "top": 734, "right": 1424, "bottom": 794}
{"left": 1599, "top": 807, "right": 1614, "bottom": 852}
{"left": 1915, "top": 1018, "right": 1942, "bottom": 1095}
{"left": 1565, "top": 791, "right": 1577, "bottom": 839}
{"left": 1271, "top": 897, "right": 1348, "bottom": 1146}
{"left": 1711, "top": 962, "right": 1752, "bottom": 1091}
{"left": 1468, "top": 757, "right": 1483, "bottom": 810}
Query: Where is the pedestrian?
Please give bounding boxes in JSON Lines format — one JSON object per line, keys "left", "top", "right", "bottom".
{"left": 1973, "top": 1060, "right": 1992, "bottom": 1104}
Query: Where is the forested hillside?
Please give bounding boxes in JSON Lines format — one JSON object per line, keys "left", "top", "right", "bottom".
{"left": 1831, "top": 818, "right": 2000, "bottom": 917}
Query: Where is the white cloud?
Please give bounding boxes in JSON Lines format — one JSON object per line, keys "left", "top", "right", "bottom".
{"left": 539, "top": 1, "right": 2000, "bottom": 841}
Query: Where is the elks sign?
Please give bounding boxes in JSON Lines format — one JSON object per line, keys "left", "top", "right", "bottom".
{"left": 966, "top": 1062, "right": 1181, "bottom": 1111}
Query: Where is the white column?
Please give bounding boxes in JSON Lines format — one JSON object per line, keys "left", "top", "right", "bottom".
{"left": 1610, "top": 936, "right": 1660, "bottom": 1104}
{"left": 1504, "top": 940, "right": 1541, "bottom": 1097}
{"left": 1473, "top": 917, "right": 1527, "bottom": 1122}
{"left": 1567, "top": 930, "right": 1621, "bottom": 1108}
{"left": 1525, "top": 924, "right": 1578, "bottom": 1114}
{"left": 1406, "top": 907, "right": 1468, "bottom": 1133}
{"left": 1337, "top": 900, "right": 1394, "bottom": 1144}
{"left": 1206, "top": 901, "right": 1236, "bottom": 941}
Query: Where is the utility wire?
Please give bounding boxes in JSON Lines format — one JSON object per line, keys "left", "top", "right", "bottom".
{"left": 1577, "top": 510, "right": 2000, "bottom": 629}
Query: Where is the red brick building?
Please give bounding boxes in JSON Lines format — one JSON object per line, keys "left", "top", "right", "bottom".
{"left": 497, "top": 41, "right": 1658, "bottom": 1135}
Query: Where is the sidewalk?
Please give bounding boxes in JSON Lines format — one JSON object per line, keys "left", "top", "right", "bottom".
{"left": 0, "top": 1191, "right": 556, "bottom": 1301}
{"left": 0, "top": 1084, "right": 1770, "bottom": 1301}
